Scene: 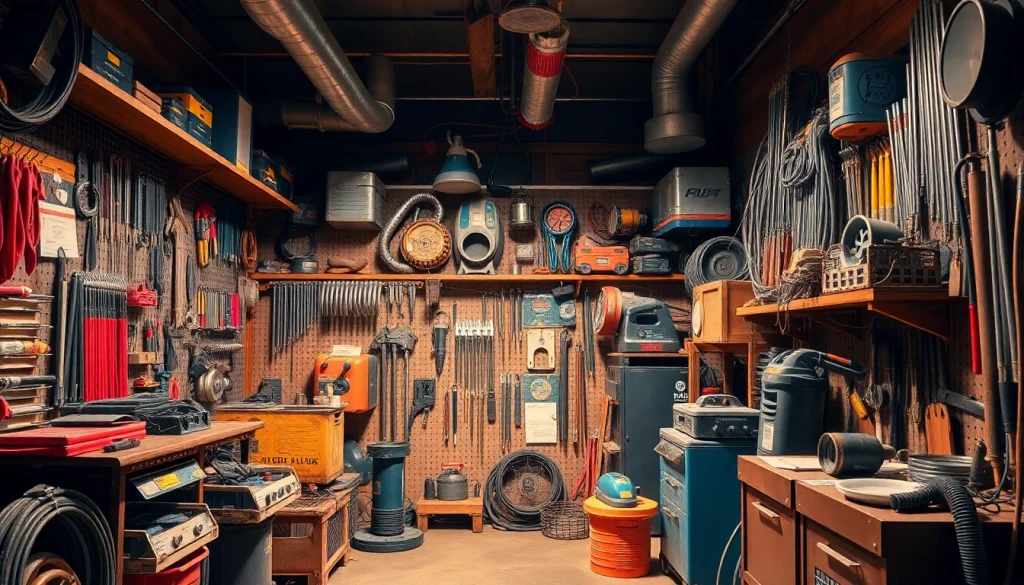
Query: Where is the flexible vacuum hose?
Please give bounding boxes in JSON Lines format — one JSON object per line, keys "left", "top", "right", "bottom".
{"left": 377, "top": 193, "right": 444, "bottom": 273}
{"left": 890, "top": 478, "right": 987, "bottom": 585}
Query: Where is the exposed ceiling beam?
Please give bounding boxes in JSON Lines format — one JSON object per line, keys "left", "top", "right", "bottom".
{"left": 465, "top": 0, "right": 497, "bottom": 98}
{"left": 217, "top": 51, "right": 655, "bottom": 60}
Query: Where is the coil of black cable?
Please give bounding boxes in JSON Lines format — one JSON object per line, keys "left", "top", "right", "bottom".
{"left": 0, "top": 484, "right": 116, "bottom": 585}
{"left": 0, "top": 0, "right": 85, "bottom": 133}
{"left": 484, "top": 451, "right": 566, "bottom": 531}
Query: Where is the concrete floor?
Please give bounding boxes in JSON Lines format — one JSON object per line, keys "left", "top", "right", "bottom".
{"left": 329, "top": 526, "right": 675, "bottom": 585}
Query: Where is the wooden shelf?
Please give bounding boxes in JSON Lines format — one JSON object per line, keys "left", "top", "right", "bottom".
{"left": 250, "top": 272, "right": 685, "bottom": 284}
{"left": 736, "top": 288, "right": 954, "bottom": 339}
{"left": 69, "top": 65, "right": 298, "bottom": 212}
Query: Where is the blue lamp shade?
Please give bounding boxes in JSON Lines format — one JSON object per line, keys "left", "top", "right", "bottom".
{"left": 433, "top": 133, "right": 482, "bottom": 194}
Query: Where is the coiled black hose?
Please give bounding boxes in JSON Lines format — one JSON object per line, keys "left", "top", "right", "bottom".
{"left": 0, "top": 0, "right": 84, "bottom": 133}
{"left": 890, "top": 478, "right": 987, "bottom": 585}
{"left": 0, "top": 484, "right": 116, "bottom": 585}
{"left": 484, "top": 451, "right": 565, "bottom": 531}
{"left": 684, "top": 236, "right": 749, "bottom": 296}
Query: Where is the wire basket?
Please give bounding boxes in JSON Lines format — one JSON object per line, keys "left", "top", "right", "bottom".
{"left": 540, "top": 501, "right": 589, "bottom": 540}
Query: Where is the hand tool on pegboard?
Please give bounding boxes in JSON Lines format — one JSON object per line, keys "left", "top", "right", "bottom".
{"left": 443, "top": 389, "right": 450, "bottom": 447}
{"left": 194, "top": 202, "right": 216, "bottom": 267}
{"left": 431, "top": 310, "right": 449, "bottom": 376}
{"left": 558, "top": 329, "right": 571, "bottom": 445}
{"left": 407, "top": 378, "right": 436, "bottom": 437}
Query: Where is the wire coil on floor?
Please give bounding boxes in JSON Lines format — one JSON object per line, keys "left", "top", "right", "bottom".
{"left": 0, "top": 485, "right": 116, "bottom": 585}
{"left": 484, "top": 451, "right": 566, "bottom": 531}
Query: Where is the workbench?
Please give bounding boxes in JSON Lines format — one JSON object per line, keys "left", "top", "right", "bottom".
{"left": 273, "top": 487, "right": 356, "bottom": 585}
{"left": 738, "top": 455, "right": 1016, "bottom": 585}
{"left": 0, "top": 421, "right": 262, "bottom": 585}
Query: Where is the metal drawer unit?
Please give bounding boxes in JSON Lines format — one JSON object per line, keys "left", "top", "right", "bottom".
{"left": 123, "top": 502, "right": 219, "bottom": 574}
{"left": 604, "top": 353, "right": 687, "bottom": 536}
{"left": 655, "top": 427, "right": 755, "bottom": 584}
{"left": 325, "top": 172, "right": 386, "bottom": 230}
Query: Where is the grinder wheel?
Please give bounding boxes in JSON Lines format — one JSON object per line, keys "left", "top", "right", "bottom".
{"left": 594, "top": 286, "right": 623, "bottom": 336}
{"left": 401, "top": 220, "right": 453, "bottom": 271}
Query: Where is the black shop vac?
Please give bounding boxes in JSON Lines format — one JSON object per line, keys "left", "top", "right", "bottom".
{"left": 757, "top": 349, "right": 865, "bottom": 456}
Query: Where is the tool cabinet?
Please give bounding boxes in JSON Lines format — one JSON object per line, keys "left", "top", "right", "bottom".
{"left": 656, "top": 428, "right": 755, "bottom": 585}
{"left": 123, "top": 503, "right": 219, "bottom": 574}
{"left": 272, "top": 486, "right": 355, "bottom": 585}
{"left": 604, "top": 353, "right": 687, "bottom": 535}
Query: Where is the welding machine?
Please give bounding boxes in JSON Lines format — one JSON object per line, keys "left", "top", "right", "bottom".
{"left": 314, "top": 353, "right": 378, "bottom": 413}
{"left": 594, "top": 286, "right": 680, "bottom": 353}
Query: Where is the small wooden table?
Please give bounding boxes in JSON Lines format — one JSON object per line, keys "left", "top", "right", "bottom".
{"left": 0, "top": 421, "right": 262, "bottom": 585}
{"left": 273, "top": 487, "right": 355, "bottom": 585}
{"left": 416, "top": 497, "right": 484, "bottom": 533}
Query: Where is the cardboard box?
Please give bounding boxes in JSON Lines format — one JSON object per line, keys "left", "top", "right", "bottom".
{"left": 203, "top": 89, "right": 252, "bottom": 171}
{"left": 84, "top": 29, "right": 133, "bottom": 94}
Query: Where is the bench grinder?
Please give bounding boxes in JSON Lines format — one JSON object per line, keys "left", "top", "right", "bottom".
{"left": 594, "top": 286, "right": 680, "bottom": 353}
{"left": 453, "top": 199, "right": 504, "bottom": 274}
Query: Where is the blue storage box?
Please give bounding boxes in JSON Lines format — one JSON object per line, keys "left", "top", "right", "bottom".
{"left": 84, "top": 29, "right": 134, "bottom": 94}
{"left": 203, "top": 89, "right": 253, "bottom": 171}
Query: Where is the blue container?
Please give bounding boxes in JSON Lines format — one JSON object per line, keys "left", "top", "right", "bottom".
{"left": 656, "top": 427, "right": 755, "bottom": 585}
{"left": 367, "top": 441, "right": 409, "bottom": 537}
{"left": 84, "top": 29, "right": 134, "bottom": 94}
{"left": 828, "top": 54, "right": 906, "bottom": 141}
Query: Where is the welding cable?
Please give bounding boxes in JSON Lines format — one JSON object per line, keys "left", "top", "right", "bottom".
{"left": 0, "top": 0, "right": 83, "bottom": 133}
{"left": 483, "top": 451, "right": 565, "bottom": 531}
{"left": 716, "top": 522, "right": 741, "bottom": 585}
{"left": 685, "top": 236, "right": 749, "bottom": 296}
{"left": 241, "top": 228, "right": 258, "bottom": 272}
{"left": 1006, "top": 163, "right": 1024, "bottom": 585}
{"left": 891, "top": 478, "right": 987, "bottom": 585}
{"left": 0, "top": 484, "right": 116, "bottom": 585}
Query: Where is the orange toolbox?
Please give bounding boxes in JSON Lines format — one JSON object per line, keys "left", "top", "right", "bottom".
{"left": 314, "top": 353, "right": 378, "bottom": 413}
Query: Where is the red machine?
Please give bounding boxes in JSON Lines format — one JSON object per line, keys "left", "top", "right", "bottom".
{"left": 127, "top": 284, "right": 158, "bottom": 307}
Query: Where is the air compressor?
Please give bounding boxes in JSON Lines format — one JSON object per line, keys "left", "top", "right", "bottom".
{"left": 757, "top": 349, "right": 865, "bottom": 456}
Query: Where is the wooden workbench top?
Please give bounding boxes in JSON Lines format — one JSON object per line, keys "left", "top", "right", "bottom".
{"left": 795, "top": 479, "right": 1018, "bottom": 556}
{"left": 0, "top": 421, "right": 262, "bottom": 468}
{"left": 737, "top": 455, "right": 831, "bottom": 508}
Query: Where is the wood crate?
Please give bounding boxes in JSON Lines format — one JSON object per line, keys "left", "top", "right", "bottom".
{"left": 691, "top": 280, "right": 768, "bottom": 344}
{"left": 272, "top": 487, "right": 355, "bottom": 585}
{"left": 822, "top": 244, "right": 940, "bottom": 294}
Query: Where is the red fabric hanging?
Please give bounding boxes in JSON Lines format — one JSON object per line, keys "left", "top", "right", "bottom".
{"left": 0, "top": 156, "right": 46, "bottom": 283}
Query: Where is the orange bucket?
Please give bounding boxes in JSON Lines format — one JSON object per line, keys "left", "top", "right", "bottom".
{"left": 583, "top": 496, "right": 659, "bottom": 578}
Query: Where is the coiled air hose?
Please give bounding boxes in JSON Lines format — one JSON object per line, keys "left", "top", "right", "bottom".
{"left": 378, "top": 192, "right": 444, "bottom": 273}
{"left": 484, "top": 451, "right": 566, "bottom": 531}
{"left": 684, "top": 236, "right": 749, "bottom": 296}
{"left": 0, "top": 484, "right": 116, "bottom": 585}
{"left": 890, "top": 478, "right": 987, "bottom": 585}
{"left": 0, "top": 0, "right": 84, "bottom": 133}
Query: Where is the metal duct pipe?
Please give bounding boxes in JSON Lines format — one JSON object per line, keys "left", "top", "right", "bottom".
{"left": 240, "top": 0, "right": 395, "bottom": 133}
{"left": 646, "top": 0, "right": 738, "bottom": 153}
{"left": 587, "top": 151, "right": 676, "bottom": 184}
{"left": 519, "top": 23, "right": 570, "bottom": 130}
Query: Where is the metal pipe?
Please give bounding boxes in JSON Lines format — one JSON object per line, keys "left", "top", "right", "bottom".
{"left": 645, "top": 0, "right": 738, "bottom": 153}
{"left": 240, "top": 0, "right": 395, "bottom": 133}
{"left": 220, "top": 50, "right": 656, "bottom": 60}
{"left": 520, "top": 24, "right": 570, "bottom": 129}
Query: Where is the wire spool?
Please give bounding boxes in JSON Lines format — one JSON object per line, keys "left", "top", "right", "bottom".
{"left": 684, "top": 236, "right": 749, "bottom": 296}
{"left": 540, "top": 501, "right": 589, "bottom": 540}
{"left": 278, "top": 228, "right": 317, "bottom": 260}
{"left": 593, "top": 286, "right": 623, "bottom": 336}
{"left": 607, "top": 207, "right": 646, "bottom": 238}
{"left": 484, "top": 451, "right": 566, "bottom": 531}
{"left": 907, "top": 454, "right": 973, "bottom": 485}
{"left": 400, "top": 220, "right": 452, "bottom": 271}
{"left": 196, "top": 366, "right": 231, "bottom": 403}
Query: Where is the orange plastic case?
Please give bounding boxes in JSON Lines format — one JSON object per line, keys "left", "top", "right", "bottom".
{"left": 314, "top": 354, "right": 378, "bottom": 413}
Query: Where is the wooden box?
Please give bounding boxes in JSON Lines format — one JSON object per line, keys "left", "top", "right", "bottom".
{"left": 205, "top": 465, "right": 301, "bottom": 524}
{"left": 213, "top": 405, "right": 345, "bottom": 484}
{"left": 690, "top": 280, "right": 767, "bottom": 344}
{"left": 272, "top": 487, "right": 354, "bottom": 585}
{"left": 123, "top": 503, "right": 219, "bottom": 574}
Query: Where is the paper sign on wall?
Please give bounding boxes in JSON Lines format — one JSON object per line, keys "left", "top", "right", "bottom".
{"left": 38, "top": 201, "right": 79, "bottom": 258}
{"left": 524, "top": 402, "right": 556, "bottom": 444}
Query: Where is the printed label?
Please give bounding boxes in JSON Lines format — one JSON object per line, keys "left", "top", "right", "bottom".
{"left": 828, "top": 66, "right": 845, "bottom": 120}
{"left": 761, "top": 422, "right": 775, "bottom": 452}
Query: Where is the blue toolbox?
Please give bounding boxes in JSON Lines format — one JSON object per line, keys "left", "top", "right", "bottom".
{"left": 655, "top": 425, "right": 756, "bottom": 585}
{"left": 84, "top": 29, "right": 133, "bottom": 94}
{"left": 157, "top": 86, "right": 213, "bottom": 147}
{"left": 203, "top": 89, "right": 253, "bottom": 172}
{"left": 604, "top": 353, "right": 688, "bottom": 535}
{"left": 161, "top": 97, "right": 187, "bottom": 131}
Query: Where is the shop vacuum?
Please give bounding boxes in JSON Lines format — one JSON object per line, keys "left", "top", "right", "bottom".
{"left": 757, "top": 349, "right": 865, "bottom": 456}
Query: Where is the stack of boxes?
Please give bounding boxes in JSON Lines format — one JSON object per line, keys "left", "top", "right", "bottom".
{"left": 157, "top": 87, "right": 213, "bottom": 148}
{"left": 84, "top": 29, "right": 133, "bottom": 94}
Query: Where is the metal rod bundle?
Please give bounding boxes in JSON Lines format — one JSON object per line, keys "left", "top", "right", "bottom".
{"left": 454, "top": 318, "right": 493, "bottom": 454}
{"left": 60, "top": 273, "right": 128, "bottom": 403}
{"left": 270, "top": 282, "right": 320, "bottom": 356}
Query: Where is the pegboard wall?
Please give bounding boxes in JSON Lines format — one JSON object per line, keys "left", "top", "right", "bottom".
{"left": 248, "top": 186, "right": 692, "bottom": 495}
{"left": 3, "top": 105, "right": 249, "bottom": 402}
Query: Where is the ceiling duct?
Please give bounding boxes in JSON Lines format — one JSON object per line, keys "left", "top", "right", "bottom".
{"left": 519, "top": 22, "right": 570, "bottom": 130}
{"left": 241, "top": 0, "right": 395, "bottom": 133}
{"left": 646, "top": 0, "right": 738, "bottom": 153}
{"left": 499, "top": 0, "right": 561, "bottom": 34}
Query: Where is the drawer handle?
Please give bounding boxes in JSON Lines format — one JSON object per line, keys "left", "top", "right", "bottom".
{"left": 663, "top": 508, "right": 678, "bottom": 521}
{"left": 194, "top": 524, "right": 205, "bottom": 537}
{"left": 171, "top": 535, "right": 183, "bottom": 549}
{"left": 664, "top": 476, "right": 681, "bottom": 489}
{"left": 817, "top": 542, "right": 861, "bottom": 570}
{"left": 751, "top": 501, "right": 780, "bottom": 521}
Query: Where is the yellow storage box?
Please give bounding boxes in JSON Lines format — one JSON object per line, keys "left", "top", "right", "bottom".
{"left": 214, "top": 404, "right": 344, "bottom": 484}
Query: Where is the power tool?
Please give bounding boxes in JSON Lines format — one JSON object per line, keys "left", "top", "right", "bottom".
{"left": 595, "top": 472, "right": 638, "bottom": 507}
{"left": 594, "top": 286, "right": 680, "bottom": 353}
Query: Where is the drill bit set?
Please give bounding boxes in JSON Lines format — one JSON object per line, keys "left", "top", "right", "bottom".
{"left": 60, "top": 273, "right": 129, "bottom": 403}
{"left": 455, "top": 318, "right": 493, "bottom": 454}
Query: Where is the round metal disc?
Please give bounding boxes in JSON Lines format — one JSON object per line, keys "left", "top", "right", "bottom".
{"left": 351, "top": 528, "right": 424, "bottom": 553}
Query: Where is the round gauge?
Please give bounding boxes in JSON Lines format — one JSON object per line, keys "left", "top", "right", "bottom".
{"left": 692, "top": 299, "right": 704, "bottom": 337}
{"left": 544, "top": 204, "right": 576, "bottom": 235}
{"left": 529, "top": 378, "right": 553, "bottom": 401}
